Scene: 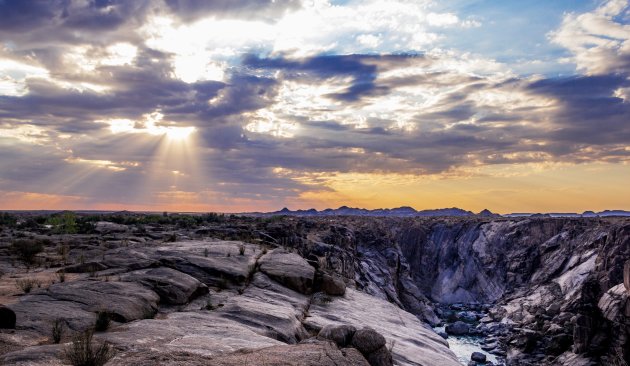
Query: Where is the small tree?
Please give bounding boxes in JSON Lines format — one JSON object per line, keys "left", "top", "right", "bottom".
{"left": 46, "top": 211, "right": 78, "bottom": 234}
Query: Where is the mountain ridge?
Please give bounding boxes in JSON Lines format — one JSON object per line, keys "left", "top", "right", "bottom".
{"left": 248, "top": 207, "right": 630, "bottom": 217}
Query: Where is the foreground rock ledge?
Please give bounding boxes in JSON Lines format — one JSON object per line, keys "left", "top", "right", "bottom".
{"left": 0, "top": 240, "right": 459, "bottom": 366}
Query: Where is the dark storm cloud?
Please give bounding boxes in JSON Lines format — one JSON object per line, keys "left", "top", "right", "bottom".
{"left": 528, "top": 74, "right": 630, "bottom": 145}
{"left": 198, "top": 74, "right": 279, "bottom": 119}
{"left": 244, "top": 54, "right": 416, "bottom": 102}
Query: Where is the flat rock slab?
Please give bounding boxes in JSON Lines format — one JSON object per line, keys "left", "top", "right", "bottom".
{"left": 109, "top": 340, "right": 369, "bottom": 366}
{"left": 103, "top": 311, "right": 282, "bottom": 358}
{"left": 207, "top": 341, "right": 369, "bottom": 366}
{"left": 120, "top": 267, "right": 208, "bottom": 305}
{"left": 216, "top": 272, "right": 310, "bottom": 343}
{"left": 152, "top": 241, "right": 258, "bottom": 287}
{"left": 304, "top": 288, "right": 461, "bottom": 366}
{"left": 259, "top": 250, "right": 315, "bottom": 295}
{"left": 1, "top": 344, "right": 65, "bottom": 366}
{"left": 8, "top": 280, "right": 159, "bottom": 334}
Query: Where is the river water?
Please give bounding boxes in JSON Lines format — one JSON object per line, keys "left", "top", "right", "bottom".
{"left": 433, "top": 325, "right": 499, "bottom": 365}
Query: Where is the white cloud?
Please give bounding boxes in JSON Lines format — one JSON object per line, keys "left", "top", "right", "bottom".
{"left": 0, "top": 59, "right": 49, "bottom": 96}
{"left": 550, "top": 0, "right": 630, "bottom": 75}
{"left": 141, "top": 0, "right": 477, "bottom": 82}
{"left": 356, "top": 34, "right": 382, "bottom": 48}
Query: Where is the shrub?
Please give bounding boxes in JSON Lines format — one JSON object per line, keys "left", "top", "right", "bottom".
{"left": 64, "top": 330, "right": 114, "bottom": 366}
{"left": 16, "top": 278, "right": 41, "bottom": 294}
{"left": 0, "top": 212, "right": 17, "bottom": 227}
{"left": 11, "top": 239, "right": 45, "bottom": 264}
{"left": 46, "top": 211, "right": 78, "bottom": 234}
{"left": 57, "top": 270, "right": 66, "bottom": 283}
{"left": 238, "top": 244, "right": 245, "bottom": 256}
{"left": 57, "top": 244, "right": 70, "bottom": 264}
{"left": 94, "top": 311, "right": 110, "bottom": 332}
{"left": 52, "top": 318, "right": 64, "bottom": 344}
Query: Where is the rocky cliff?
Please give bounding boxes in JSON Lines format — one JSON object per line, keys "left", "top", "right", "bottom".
{"left": 260, "top": 216, "right": 630, "bottom": 365}
{"left": 0, "top": 214, "right": 628, "bottom": 365}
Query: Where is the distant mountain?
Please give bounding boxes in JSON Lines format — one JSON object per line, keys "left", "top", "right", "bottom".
{"left": 262, "top": 207, "right": 630, "bottom": 218}
{"left": 504, "top": 210, "right": 630, "bottom": 218}
{"left": 261, "top": 206, "right": 475, "bottom": 217}
{"left": 596, "top": 210, "right": 630, "bottom": 217}
{"left": 478, "top": 209, "right": 500, "bottom": 218}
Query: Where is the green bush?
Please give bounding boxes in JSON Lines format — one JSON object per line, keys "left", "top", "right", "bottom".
{"left": 46, "top": 211, "right": 78, "bottom": 234}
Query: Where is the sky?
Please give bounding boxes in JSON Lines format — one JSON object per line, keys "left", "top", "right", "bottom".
{"left": 0, "top": 0, "right": 629, "bottom": 214}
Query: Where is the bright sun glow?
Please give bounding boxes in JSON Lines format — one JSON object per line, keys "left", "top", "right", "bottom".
{"left": 102, "top": 111, "right": 196, "bottom": 140}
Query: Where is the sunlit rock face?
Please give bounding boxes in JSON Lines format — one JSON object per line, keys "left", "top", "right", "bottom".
{"left": 249, "top": 216, "right": 630, "bottom": 365}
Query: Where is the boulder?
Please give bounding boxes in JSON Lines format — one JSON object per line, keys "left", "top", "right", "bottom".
{"left": 366, "top": 346, "right": 394, "bottom": 366}
{"left": 0, "top": 306, "right": 16, "bottom": 329}
{"left": 120, "top": 267, "right": 208, "bottom": 305}
{"left": 471, "top": 351, "right": 486, "bottom": 363}
{"left": 320, "top": 273, "right": 346, "bottom": 296}
{"left": 446, "top": 321, "right": 470, "bottom": 335}
{"left": 458, "top": 311, "right": 478, "bottom": 323}
{"left": 546, "top": 303, "right": 561, "bottom": 316}
{"left": 598, "top": 284, "right": 629, "bottom": 324}
{"left": 259, "top": 250, "right": 315, "bottom": 295}
{"left": 352, "top": 327, "right": 387, "bottom": 354}
{"left": 318, "top": 324, "right": 356, "bottom": 347}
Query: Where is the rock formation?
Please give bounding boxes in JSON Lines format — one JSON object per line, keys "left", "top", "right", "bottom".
{"left": 0, "top": 213, "right": 628, "bottom": 365}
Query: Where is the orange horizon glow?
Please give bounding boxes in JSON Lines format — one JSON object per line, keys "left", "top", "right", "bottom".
{"left": 2, "top": 161, "right": 628, "bottom": 214}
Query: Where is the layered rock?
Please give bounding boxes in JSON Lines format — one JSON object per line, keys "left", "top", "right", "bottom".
{"left": 0, "top": 238, "right": 458, "bottom": 366}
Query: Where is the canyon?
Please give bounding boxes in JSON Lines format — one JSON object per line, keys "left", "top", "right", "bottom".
{"left": 0, "top": 212, "right": 628, "bottom": 365}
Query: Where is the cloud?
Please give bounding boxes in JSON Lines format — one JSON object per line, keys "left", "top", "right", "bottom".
{"left": 0, "top": 0, "right": 628, "bottom": 210}
{"left": 550, "top": 0, "right": 630, "bottom": 75}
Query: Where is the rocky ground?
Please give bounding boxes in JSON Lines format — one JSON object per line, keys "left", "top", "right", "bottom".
{"left": 0, "top": 213, "right": 460, "bottom": 366}
{"left": 0, "top": 212, "right": 628, "bottom": 365}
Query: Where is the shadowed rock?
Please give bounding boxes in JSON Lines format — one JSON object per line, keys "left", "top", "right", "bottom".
{"left": 120, "top": 267, "right": 208, "bottom": 305}
{"left": 8, "top": 280, "right": 159, "bottom": 334}
{"left": 0, "top": 306, "right": 16, "bottom": 329}
{"left": 352, "top": 327, "right": 386, "bottom": 354}
{"left": 318, "top": 324, "right": 356, "bottom": 347}
{"left": 259, "top": 249, "right": 315, "bottom": 295}
{"left": 320, "top": 273, "right": 346, "bottom": 296}
{"left": 445, "top": 321, "right": 469, "bottom": 335}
